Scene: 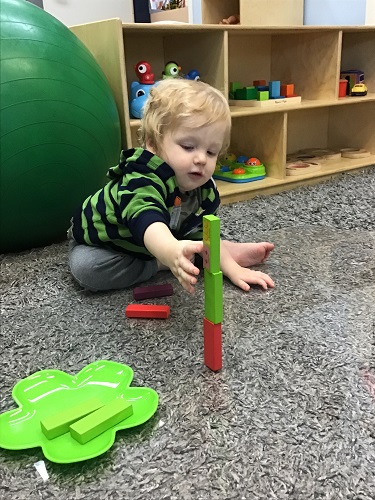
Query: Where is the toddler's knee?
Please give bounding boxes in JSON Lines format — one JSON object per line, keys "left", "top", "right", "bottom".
{"left": 69, "top": 249, "right": 103, "bottom": 292}
{"left": 69, "top": 261, "right": 98, "bottom": 292}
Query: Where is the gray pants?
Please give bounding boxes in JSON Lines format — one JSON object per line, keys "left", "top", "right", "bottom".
{"left": 69, "top": 240, "right": 159, "bottom": 292}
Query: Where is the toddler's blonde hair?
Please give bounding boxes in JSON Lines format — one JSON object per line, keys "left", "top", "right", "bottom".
{"left": 139, "top": 78, "right": 231, "bottom": 157}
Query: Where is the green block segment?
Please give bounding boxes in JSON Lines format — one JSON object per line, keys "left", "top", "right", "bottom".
{"left": 69, "top": 399, "right": 133, "bottom": 445}
{"left": 236, "top": 86, "right": 257, "bottom": 100}
{"left": 40, "top": 397, "right": 104, "bottom": 440}
{"left": 257, "top": 90, "right": 269, "bottom": 101}
{"left": 203, "top": 215, "right": 220, "bottom": 273}
{"left": 230, "top": 81, "right": 242, "bottom": 93}
{"left": 204, "top": 270, "right": 223, "bottom": 324}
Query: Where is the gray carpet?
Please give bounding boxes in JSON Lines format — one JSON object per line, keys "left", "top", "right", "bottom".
{"left": 1, "top": 167, "right": 375, "bottom": 500}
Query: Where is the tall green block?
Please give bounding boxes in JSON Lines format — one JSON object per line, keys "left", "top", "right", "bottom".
{"left": 203, "top": 215, "right": 220, "bottom": 274}
{"left": 204, "top": 270, "right": 223, "bottom": 324}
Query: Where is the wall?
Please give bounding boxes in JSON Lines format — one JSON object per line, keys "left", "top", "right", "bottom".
{"left": 304, "top": 0, "right": 367, "bottom": 25}
{"left": 43, "top": 0, "right": 134, "bottom": 26}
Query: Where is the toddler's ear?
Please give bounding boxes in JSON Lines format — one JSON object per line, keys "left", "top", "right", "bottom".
{"left": 146, "top": 139, "right": 156, "bottom": 154}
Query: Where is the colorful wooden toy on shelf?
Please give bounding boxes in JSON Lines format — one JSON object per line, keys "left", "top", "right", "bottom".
{"left": 129, "top": 61, "right": 157, "bottom": 119}
{"left": 286, "top": 160, "right": 321, "bottom": 176}
{"left": 288, "top": 147, "right": 372, "bottom": 163}
{"left": 288, "top": 148, "right": 342, "bottom": 162}
{"left": 213, "top": 153, "right": 266, "bottom": 183}
{"left": 340, "top": 148, "right": 371, "bottom": 158}
{"left": 203, "top": 215, "right": 223, "bottom": 372}
{"left": 229, "top": 80, "right": 301, "bottom": 108}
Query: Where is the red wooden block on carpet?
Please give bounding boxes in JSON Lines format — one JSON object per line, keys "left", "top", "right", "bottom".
{"left": 125, "top": 304, "right": 170, "bottom": 319}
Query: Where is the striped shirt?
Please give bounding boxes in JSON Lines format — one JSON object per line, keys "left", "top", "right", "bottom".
{"left": 71, "top": 148, "right": 220, "bottom": 259}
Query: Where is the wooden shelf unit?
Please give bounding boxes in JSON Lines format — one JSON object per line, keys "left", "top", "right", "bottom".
{"left": 71, "top": 21, "right": 375, "bottom": 204}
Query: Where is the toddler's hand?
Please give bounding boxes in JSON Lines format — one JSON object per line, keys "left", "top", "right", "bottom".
{"left": 143, "top": 222, "right": 203, "bottom": 294}
{"left": 168, "top": 240, "right": 203, "bottom": 294}
{"left": 227, "top": 266, "right": 275, "bottom": 292}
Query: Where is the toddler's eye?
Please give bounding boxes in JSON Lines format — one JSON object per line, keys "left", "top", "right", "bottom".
{"left": 181, "top": 145, "right": 193, "bottom": 151}
{"left": 207, "top": 151, "right": 217, "bottom": 157}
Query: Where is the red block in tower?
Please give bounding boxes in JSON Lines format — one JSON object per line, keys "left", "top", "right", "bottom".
{"left": 203, "top": 318, "right": 222, "bottom": 371}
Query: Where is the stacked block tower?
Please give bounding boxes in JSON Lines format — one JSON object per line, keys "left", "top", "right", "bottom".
{"left": 202, "top": 215, "right": 223, "bottom": 371}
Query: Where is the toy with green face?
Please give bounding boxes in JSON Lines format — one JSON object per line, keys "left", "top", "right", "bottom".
{"left": 162, "top": 61, "right": 181, "bottom": 79}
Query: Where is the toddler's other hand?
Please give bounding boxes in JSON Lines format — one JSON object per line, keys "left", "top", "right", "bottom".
{"left": 228, "top": 266, "right": 275, "bottom": 292}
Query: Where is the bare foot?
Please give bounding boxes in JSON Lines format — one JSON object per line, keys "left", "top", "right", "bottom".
{"left": 222, "top": 240, "right": 274, "bottom": 268}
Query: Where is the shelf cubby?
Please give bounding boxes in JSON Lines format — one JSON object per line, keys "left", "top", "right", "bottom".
{"left": 228, "top": 29, "right": 341, "bottom": 101}
{"left": 341, "top": 30, "right": 375, "bottom": 94}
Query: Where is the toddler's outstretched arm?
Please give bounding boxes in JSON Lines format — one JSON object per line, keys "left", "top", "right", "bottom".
{"left": 144, "top": 222, "right": 203, "bottom": 294}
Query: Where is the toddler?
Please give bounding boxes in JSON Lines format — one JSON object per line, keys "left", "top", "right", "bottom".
{"left": 69, "top": 79, "right": 274, "bottom": 294}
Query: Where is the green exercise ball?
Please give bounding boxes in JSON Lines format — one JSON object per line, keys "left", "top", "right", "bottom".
{"left": 0, "top": 0, "right": 121, "bottom": 252}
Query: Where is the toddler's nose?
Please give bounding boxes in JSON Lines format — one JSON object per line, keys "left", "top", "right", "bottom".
{"left": 194, "top": 151, "right": 206, "bottom": 165}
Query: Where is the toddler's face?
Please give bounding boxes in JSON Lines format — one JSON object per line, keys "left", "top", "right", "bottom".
{"left": 155, "top": 121, "right": 226, "bottom": 193}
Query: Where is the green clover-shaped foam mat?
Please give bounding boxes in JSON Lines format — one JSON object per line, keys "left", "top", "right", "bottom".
{"left": 0, "top": 360, "right": 158, "bottom": 463}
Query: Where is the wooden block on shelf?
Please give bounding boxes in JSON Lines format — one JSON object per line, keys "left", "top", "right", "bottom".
{"left": 269, "top": 80, "right": 281, "bottom": 98}
{"left": 230, "top": 81, "right": 242, "bottom": 93}
{"left": 69, "top": 399, "right": 133, "bottom": 445}
{"left": 235, "top": 86, "right": 257, "bottom": 100}
{"left": 253, "top": 80, "right": 267, "bottom": 86}
{"left": 280, "top": 83, "right": 295, "bottom": 97}
{"left": 257, "top": 90, "right": 269, "bottom": 101}
{"left": 286, "top": 161, "right": 321, "bottom": 176}
{"left": 340, "top": 148, "right": 371, "bottom": 159}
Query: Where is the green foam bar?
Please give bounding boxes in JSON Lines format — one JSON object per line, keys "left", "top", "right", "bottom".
{"left": 40, "top": 397, "right": 104, "bottom": 440}
{"left": 69, "top": 399, "right": 133, "bottom": 445}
